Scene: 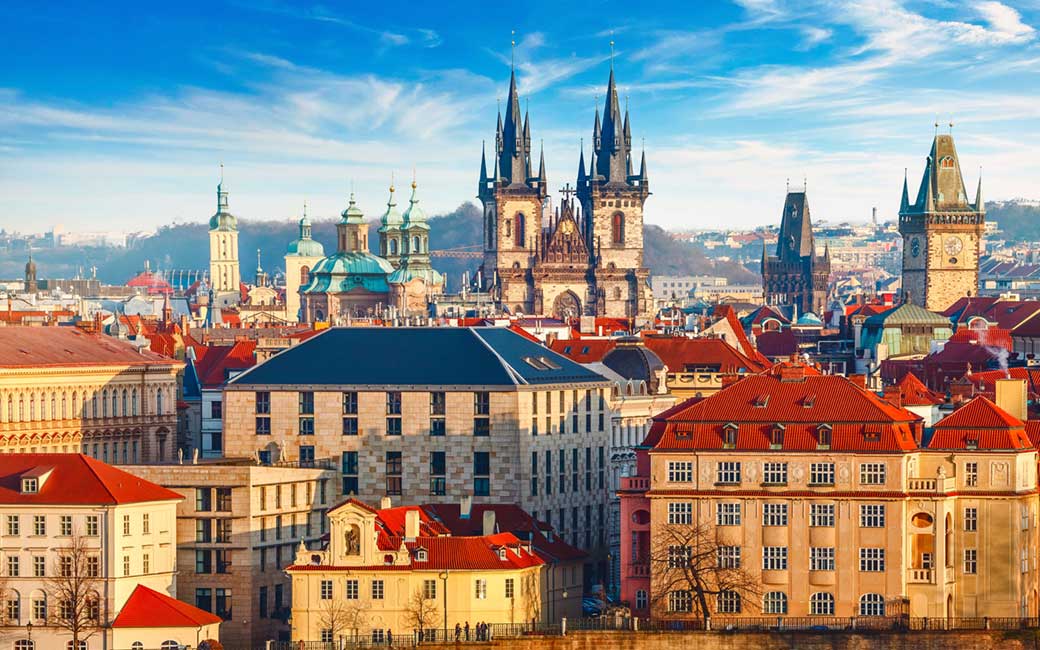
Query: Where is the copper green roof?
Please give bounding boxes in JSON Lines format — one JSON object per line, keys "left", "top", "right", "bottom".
{"left": 863, "top": 303, "right": 951, "bottom": 327}
{"left": 401, "top": 182, "right": 430, "bottom": 231}
{"left": 378, "top": 185, "right": 403, "bottom": 233}
{"left": 300, "top": 252, "right": 394, "bottom": 294}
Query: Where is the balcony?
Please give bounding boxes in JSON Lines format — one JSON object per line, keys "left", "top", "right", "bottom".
{"left": 627, "top": 564, "right": 649, "bottom": 578}
{"left": 908, "top": 568, "right": 934, "bottom": 583}
{"left": 620, "top": 476, "right": 650, "bottom": 491}
{"left": 907, "top": 477, "right": 957, "bottom": 493}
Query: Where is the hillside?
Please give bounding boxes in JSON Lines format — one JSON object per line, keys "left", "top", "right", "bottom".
{"left": 1, "top": 201, "right": 757, "bottom": 288}
{"left": 988, "top": 201, "right": 1040, "bottom": 242}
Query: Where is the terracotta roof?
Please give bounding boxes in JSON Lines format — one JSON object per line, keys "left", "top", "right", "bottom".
{"left": 650, "top": 372, "right": 920, "bottom": 452}
{"left": 112, "top": 584, "right": 221, "bottom": 628}
{"left": 422, "top": 502, "right": 586, "bottom": 562}
{"left": 963, "top": 367, "right": 1040, "bottom": 397}
{"left": 0, "top": 327, "right": 179, "bottom": 368}
{"left": 927, "top": 396, "right": 1032, "bottom": 450}
{"left": 126, "top": 270, "right": 173, "bottom": 294}
{"left": 895, "top": 372, "right": 945, "bottom": 406}
{"left": 0, "top": 454, "right": 183, "bottom": 505}
{"left": 549, "top": 338, "right": 617, "bottom": 364}
{"left": 950, "top": 327, "right": 1013, "bottom": 351}
{"left": 375, "top": 505, "right": 450, "bottom": 537}
{"left": 642, "top": 336, "right": 768, "bottom": 374}
{"left": 194, "top": 340, "right": 257, "bottom": 387}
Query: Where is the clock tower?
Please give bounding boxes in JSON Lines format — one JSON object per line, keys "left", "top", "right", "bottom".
{"left": 899, "top": 132, "right": 984, "bottom": 313}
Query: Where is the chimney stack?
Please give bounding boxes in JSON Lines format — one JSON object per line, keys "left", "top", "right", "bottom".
{"left": 482, "top": 510, "right": 497, "bottom": 537}
{"left": 848, "top": 374, "right": 867, "bottom": 389}
{"left": 460, "top": 495, "right": 472, "bottom": 520}
{"left": 883, "top": 383, "right": 902, "bottom": 408}
{"left": 405, "top": 509, "right": 420, "bottom": 541}
{"left": 380, "top": 496, "right": 392, "bottom": 510}
{"left": 995, "top": 378, "right": 1027, "bottom": 421}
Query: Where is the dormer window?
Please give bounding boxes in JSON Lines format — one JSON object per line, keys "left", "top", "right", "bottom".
{"left": 21, "top": 478, "right": 38, "bottom": 494}
{"left": 802, "top": 394, "right": 816, "bottom": 409}
{"left": 863, "top": 424, "right": 882, "bottom": 442}
{"left": 415, "top": 549, "right": 428, "bottom": 562}
{"left": 723, "top": 423, "right": 738, "bottom": 449}
{"left": 770, "top": 424, "right": 785, "bottom": 450}
{"left": 498, "top": 548, "right": 507, "bottom": 560}
{"left": 965, "top": 436, "right": 979, "bottom": 450}
{"left": 816, "top": 424, "right": 832, "bottom": 450}
{"left": 753, "top": 394, "right": 770, "bottom": 408}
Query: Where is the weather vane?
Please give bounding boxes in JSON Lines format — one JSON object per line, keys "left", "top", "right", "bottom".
{"left": 511, "top": 30, "right": 516, "bottom": 68}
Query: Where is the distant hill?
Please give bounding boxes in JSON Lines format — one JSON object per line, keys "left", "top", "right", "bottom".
{"left": 987, "top": 201, "right": 1040, "bottom": 242}
{"left": 2, "top": 201, "right": 757, "bottom": 288}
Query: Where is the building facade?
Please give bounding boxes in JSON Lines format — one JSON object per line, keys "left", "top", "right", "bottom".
{"left": 0, "top": 326, "right": 181, "bottom": 463}
{"left": 899, "top": 133, "right": 985, "bottom": 312}
{"left": 128, "top": 461, "right": 338, "bottom": 648}
{"left": 284, "top": 207, "right": 326, "bottom": 323}
{"left": 762, "top": 190, "right": 831, "bottom": 315}
{"left": 477, "top": 66, "right": 652, "bottom": 322}
{"left": 209, "top": 172, "right": 242, "bottom": 308}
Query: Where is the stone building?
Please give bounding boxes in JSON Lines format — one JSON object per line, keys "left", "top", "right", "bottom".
{"left": 899, "top": 132, "right": 985, "bottom": 312}
{"left": 128, "top": 460, "right": 338, "bottom": 648}
{"left": 209, "top": 170, "right": 242, "bottom": 308}
{"left": 762, "top": 190, "right": 831, "bottom": 315}
{"left": 620, "top": 368, "right": 1040, "bottom": 621}
{"left": 220, "top": 327, "right": 612, "bottom": 560}
{"left": 477, "top": 64, "right": 652, "bottom": 322}
{"left": 0, "top": 453, "right": 222, "bottom": 650}
{"left": 0, "top": 326, "right": 182, "bottom": 463}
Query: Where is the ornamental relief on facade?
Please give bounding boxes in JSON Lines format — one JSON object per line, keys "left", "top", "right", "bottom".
{"left": 700, "top": 463, "right": 712, "bottom": 484}
{"left": 838, "top": 463, "right": 851, "bottom": 485}
{"left": 791, "top": 463, "right": 805, "bottom": 483}
{"left": 745, "top": 463, "right": 759, "bottom": 483}
{"left": 992, "top": 461, "right": 1010, "bottom": 487}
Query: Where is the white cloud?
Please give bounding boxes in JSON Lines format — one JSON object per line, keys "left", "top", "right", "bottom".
{"left": 976, "top": 1, "right": 1034, "bottom": 41}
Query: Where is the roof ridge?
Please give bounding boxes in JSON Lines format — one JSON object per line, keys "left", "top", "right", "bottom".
{"left": 468, "top": 327, "right": 525, "bottom": 385}
{"left": 78, "top": 454, "right": 119, "bottom": 504}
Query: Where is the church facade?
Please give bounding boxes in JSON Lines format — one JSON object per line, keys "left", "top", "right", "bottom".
{"left": 762, "top": 189, "right": 831, "bottom": 315}
{"left": 477, "top": 66, "right": 652, "bottom": 323}
{"left": 899, "top": 132, "right": 985, "bottom": 313}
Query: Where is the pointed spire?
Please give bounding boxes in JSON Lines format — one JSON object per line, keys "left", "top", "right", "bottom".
{"left": 975, "top": 169, "right": 985, "bottom": 213}
{"left": 900, "top": 168, "right": 910, "bottom": 213}
{"left": 639, "top": 148, "right": 648, "bottom": 181}
{"left": 577, "top": 139, "right": 587, "bottom": 183}
{"left": 924, "top": 158, "right": 935, "bottom": 212}
{"left": 479, "top": 141, "right": 488, "bottom": 184}
{"left": 256, "top": 248, "right": 263, "bottom": 274}
{"left": 761, "top": 236, "right": 768, "bottom": 274}
{"left": 538, "top": 142, "right": 546, "bottom": 183}
{"left": 593, "top": 105, "right": 601, "bottom": 145}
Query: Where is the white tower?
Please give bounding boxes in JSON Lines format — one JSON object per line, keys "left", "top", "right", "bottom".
{"left": 208, "top": 165, "right": 241, "bottom": 307}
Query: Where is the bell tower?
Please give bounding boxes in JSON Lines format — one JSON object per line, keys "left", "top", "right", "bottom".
{"left": 208, "top": 165, "right": 241, "bottom": 308}
{"left": 899, "top": 130, "right": 984, "bottom": 312}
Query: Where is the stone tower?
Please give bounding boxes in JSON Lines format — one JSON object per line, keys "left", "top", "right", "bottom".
{"left": 284, "top": 203, "right": 325, "bottom": 322}
{"left": 378, "top": 184, "right": 405, "bottom": 268}
{"left": 208, "top": 168, "right": 241, "bottom": 308}
{"left": 899, "top": 133, "right": 984, "bottom": 312}
{"left": 23, "top": 253, "right": 37, "bottom": 294}
{"left": 477, "top": 67, "right": 548, "bottom": 310}
{"left": 762, "top": 190, "right": 831, "bottom": 315}
{"left": 576, "top": 66, "right": 652, "bottom": 319}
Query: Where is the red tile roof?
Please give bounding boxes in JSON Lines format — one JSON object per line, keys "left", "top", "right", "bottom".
{"left": 0, "top": 454, "right": 183, "bottom": 505}
{"left": 112, "top": 585, "right": 221, "bottom": 628}
{"left": 549, "top": 338, "right": 617, "bottom": 364}
{"left": 650, "top": 373, "right": 920, "bottom": 452}
{"left": 949, "top": 327, "right": 1013, "bottom": 351}
{"left": 895, "top": 372, "right": 945, "bottom": 406}
{"left": 0, "top": 327, "right": 179, "bottom": 368}
{"left": 927, "top": 396, "right": 1032, "bottom": 450}
{"left": 642, "top": 336, "right": 768, "bottom": 374}
{"left": 194, "top": 340, "right": 257, "bottom": 387}
{"left": 375, "top": 505, "right": 450, "bottom": 537}
{"left": 422, "top": 502, "right": 586, "bottom": 562}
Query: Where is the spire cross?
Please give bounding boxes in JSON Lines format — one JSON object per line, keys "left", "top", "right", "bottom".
{"left": 560, "top": 183, "right": 576, "bottom": 202}
{"left": 219, "top": 162, "right": 224, "bottom": 184}
{"left": 511, "top": 30, "right": 516, "bottom": 69}
{"left": 610, "top": 32, "right": 615, "bottom": 69}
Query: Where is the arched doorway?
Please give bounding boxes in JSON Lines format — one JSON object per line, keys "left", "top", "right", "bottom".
{"left": 552, "top": 291, "right": 581, "bottom": 320}
{"left": 946, "top": 594, "right": 953, "bottom": 619}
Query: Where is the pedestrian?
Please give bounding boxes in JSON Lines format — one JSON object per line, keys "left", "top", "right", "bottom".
{"left": 386, "top": 628, "right": 393, "bottom": 647}
{"left": 455, "top": 622, "right": 462, "bottom": 641}
{"left": 464, "top": 621, "right": 470, "bottom": 640}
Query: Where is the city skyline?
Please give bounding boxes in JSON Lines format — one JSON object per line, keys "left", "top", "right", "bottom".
{"left": 2, "top": 0, "right": 1039, "bottom": 232}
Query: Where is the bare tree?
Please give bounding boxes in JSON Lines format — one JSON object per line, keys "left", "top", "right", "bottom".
{"left": 649, "top": 519, "right": 761, "bottom": 627}
{"left": 402, "top": 586, "right": 439, "bottom": 641}
{"left": 317, "top": 599, "right": 368, "bottom": 642}
{"left": 46, "top": 533, "right": 102, "bottom": 647}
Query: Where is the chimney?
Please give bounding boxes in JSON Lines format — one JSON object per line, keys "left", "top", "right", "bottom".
{"left": 380, "top": 496, "right": 392, "bottom": 510}
{"left": 405, "top": 509, "right": 420, "bottom": 541}
{"left": 883, "top": 383, "right": 902, "bottom": 408}
{"left": 950, "top": 378, "right": 974, "bottom": 404}
{"left": 482, "top": 510, "right": 497, "bottom": 537}
{"left": 779, "top": 365, "right": 806, "bottom": 382}
{"left": 460, "top": 495, "right": 472, "bottom": 520}
{"left": 995, "top": 378, "right": 1027, "bottom": 421}
{"left": 848, "top": 374, "right": 867, "bottom": 389}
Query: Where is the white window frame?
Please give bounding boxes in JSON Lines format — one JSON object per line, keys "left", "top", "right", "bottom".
{"left": 716, "top": 503, "right": 741, "bottom": 526}
{"left": 667, "top": 461, "right": 694, "bottom": 483}
{"left": 859, "top": 548, "right": 885, "bottom": 572}
{"left": 809, "top": 462, "right": 835, "bottom": 486}
{"left": 859, "top": 462, "right": 886, "bottom": 485}
{"left": 810, "top": 503, "right": 835, "bottom": 527}
{"left": 762, "top": 546, "right": 788, "bottom": 571}
{"left": 964, "top": 549, "right": 977, "bottom": 574}
{"left": 716, "top": 461, "right": 741, "bottom": 485}
{"left": 810, "top": 547, "right": 835, "bottom": 571}
{"left": 667, "top": 502, "right": 693, "bottom": 525}
{"left": 762, "top": 462, "right": 788, "bottom": 485}
{"left": 859, "top": 504, "right": 886, "bottom": 528}
{"left": 762, "top": 503, "right": 788, "bottom": 527}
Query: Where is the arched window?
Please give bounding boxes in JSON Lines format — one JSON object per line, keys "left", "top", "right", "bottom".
{"left": 66, "top": 640, "right": 87, "bottom": 650}
{"left": 122, "top": 389, "right": 128, "bottom": 417}
{"left": 111, "top": 391, "right": 118, "bottom": 417}
{"left": 50, "top": 394, "right": 56, "bottom": 420}
{"left": 61, "top": 393, "right": 67, "bottom": 419}
{"left": 91, "top": 393, "right": 98, "bottom": 419}
{"left": 6, "top": 396, "right": 12, "bottom": 423}
{"left": 131, "top": 644, "right": 144, "bottom": 650}
{"left": 161, "top": 641, "right": 179, "bottom": 650}
{"left": 763, "top": 591, "right": 788, "bottom": 614}
{"left": 29, "top": 394, "right": 35, "bottom": 421}
{"left": 131, "top": 389, "right": 138, "bottom": 416}
{"left": 810, "top": 592, "right": 834, "bottom": 615}
{"left": 102, "top": 390, "right": 108, "bottom": 418}
{"left": 611, "top": 212, "right": 624, "bottom": 244}
{"left": 389, "top": 239, "right": 398, "bottom": 256}
{"left": 156, "top": 389, "right": 164, "bottom": 416}
{"left": 859, "top": 593, "right": 885, "bottom": 616}
{"left": 14, "top": 641, "right": 34, "bottom": 650}
{"left": 18, "top": 395, "right": 24, "bottom": 422}
{"left": 945, "top": 513, "right": 953, "bottom": 567}
{"left": 412, "top": 236, "right": 420, "bottom": 253}
{"left": 516, "top": 213, "right": 526, "bottom": 248}
{"left": 300, "top": 265, "right": 310, "bottom": 285}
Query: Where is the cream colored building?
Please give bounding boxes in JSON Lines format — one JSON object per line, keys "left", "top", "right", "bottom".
{"left": 209, "top": 173, "right": 242, "bottom": 308}
{"left": 284, "top": 208, "right": 325, "bottom": 323}
{"left": 0, "top": 327, "right": 182, "bottom": 463}
{"left": 287, "top": 499, "right": 582, "bottom": 643}
{"left": 0, "top": 453, "right": 221, "bottom": 650}
{"left": 128, "top": 460, "right": 339, "bottom": 648}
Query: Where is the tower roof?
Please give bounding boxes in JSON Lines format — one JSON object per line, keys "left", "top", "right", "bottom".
{"left": 775, "top": 191, "right": 815, "bottom": 261}
{"left": 907, "top": 134, "right": 973, "bottom": 213}
{"left": 401, "top": 181, "right": 429, "bottom": 231}
{"left": 592, "top": 67, "right": 632, "bottom": 185}
{"left": 497, "top": 69, "right": 532, "bottom": 186}
{"left": 288, "top": 204, "right": 325, "bottom": 258}
{"left": 209, "top": 167, "right": 237, "bottom": 231}
{"left": 378, "top": 184, "right": 404, "bottom": 232}
{"left": 342, "top": 192, "right": 366, "bottom": 225}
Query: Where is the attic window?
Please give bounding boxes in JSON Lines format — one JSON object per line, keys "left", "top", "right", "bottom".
{"left": 863, "top": 424, "right": 882, "bottom": 442}
{"left": 770, "top": 424, "right": 786, "bottom": 449}
{"left": 498, "top": 548, "right": 507, "bottom": 560}
{"left": 816, "top": 424, "right": 832, "bottom": 449}
{"left": 523, "top": 357, "right": 550, "bottom": 370}
{"left": 753, "top": 394, "right": 770, "bottom": 408}
{"left": 538, "top": 357, "right": 562, "bottom": 370}
{"left": 563, "top": 346, "right": 572, "bottom": 354}
{"left": 723, "top": 423, "right": 738, "bottom": 449}
{"left": 581, "top": 346, "right": 590, "bottom": 355}
{"left": 415, "top": 549, "right": 428, "bottom": 562}
{"left": 965, "top": 435, "right": 979, "bottom": 450}
{"left": 21, "top": 478, "right": 38, "bottom": 494}
{"left": 802, "top": 394, "right": 816, "bottom": 408}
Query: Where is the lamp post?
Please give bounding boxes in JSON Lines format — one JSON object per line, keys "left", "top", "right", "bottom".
{"left": 606, "top": 552, "right": 613, "bottom": 601}
{"left": 25, "top": 621, "right": 33, "bottom": 646}
{"left": 438, "top": 570, "right": 449, "bottom": 641}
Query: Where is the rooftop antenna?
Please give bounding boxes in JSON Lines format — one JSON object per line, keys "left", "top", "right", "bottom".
{"left": 511, "top": 30, "right": 516, "bottom": 69}
{"left": 949, "top": 118, "right": 955, "bottom": 134}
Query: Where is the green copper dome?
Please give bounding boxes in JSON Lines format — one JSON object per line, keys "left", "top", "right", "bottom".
{"left": 378, "top": 185, "right": 404, "bottom": 233}
{"left": 300, "top": 252, "right": 394, "bottom": 294}
{"left": 209, "top": 178, "right": 238, "bottom": 231}
{"left": 401, "top": 181, "right": 430, "bottom": 231}
{"left": 342, "top": 192, "right": 366, "bottom": 225}
{"left": 287, "top": 207, "right": 325, "bottom": 257}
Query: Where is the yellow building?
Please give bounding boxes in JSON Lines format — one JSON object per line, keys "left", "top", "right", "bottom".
{"left": 622, "top": 367, "right": 1040, "bottom": 622}
{"left": 0, "top": 326, "right": 182, "bottom": 463}
{"left": 287, "top": 499, "right": 584, "bottom": 644}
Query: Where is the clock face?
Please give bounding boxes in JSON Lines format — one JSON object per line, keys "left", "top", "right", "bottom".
{"left": 910, "top": 237, "right": 921, "bottom": 258}
{"left": 944, "top": 236, "right": 964, "bottom": 256}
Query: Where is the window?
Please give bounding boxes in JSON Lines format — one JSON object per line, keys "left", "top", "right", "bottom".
{"left": 762, "top": 462, "right": 787, "bottom": 485}
{"left": 343, "top": 416, "right": 358, "bottom": 436}
{"left": 256, "top": 414, "right": 271, "bottom": 435}
{"left": 964, "top": 549, "right": 977, "bottom": 574}
{"left": 859, "top": 548, "right": 885, "bottom": 572}
{"left": 762, "top": 503, "right": 788, "bottom": 526}
{"left": 143, "top": 553, "right": 151, "bottom": 574}
{"left": 860, "top": 504, "right": 886, "bottom": 528}
{"left": 86, "top": 556, "right": 99, "bottom": 577}
{"left": 965, "top": 461, "right": 978, "bottom": 487}
{"left": 385, "top": 451, "right": 402, "bottom": 495}
{"left": 965, "top": 507, "right": 978, "bottom": 532}
{"left": 636, "top": 590, "right": 648, "bottom": 610}
{"left": 810, "top": 592, "right": 835, "bottom": 615}
{"left": 342, "top": 451, "right": 359, "bottom": 495}
{"left": 530, "top": 452, "right": 538, "bottom": 497}
{"left": 816, "top": 425, "right": 832, "bottom": 448}
{"left": 810, "top": 547, "right": 835, "bottom": 571}
{"left": 32, "top": 556, "right": 45, "bottom": 578}
{"left": 5, "top": 515, "right": 18, "bottom": 536}
{"left": 810, "top": 503, "right": 834, "bottom": 527}
{"left": 216, "top": 519, "right": 232, "bottom": 543}
{"left": 762, "top": 546, "right": 788, "bottom": 571}
{"left": 505, "top": 577, "right": 515, "bottom": 599}
{"left": 372, "top": 579, "right": 384, "bottom": 600}
{"left": 859, "top": 593, "right": 885, "bottom": 616}
{"left": 386, "top": 417, "right": 402, "bottom": 436}
{"left": 716, "top": 461, "right": 741, "bottom": 485}
{"left": 58, "top": 515, "right": 72, "bottom": 536}
{"left": 123, "top": 514, "right": 131, "bottom": 536}
{"left": 430, "top": 451, "right": 447, "bottom": 496}
{"left": 430, "top": 391, "right": 446, "bottom": 436}
{"left": 717, "top": 546, "right": 741, "bottom": 568}
{"left": 611, "top": 212, "right": 624, "bottom": 244}
{"left": 320, "top": 579, "right": 333, "bottom": 600}
{"left": 668, "top": 590, "right": 692, "bottom": 613}
{"left": 32, "top": 515, "right": 45, "bottom": 536}
{"left": 216, "top": 588, "right": 232, "bottom": 620}
{"left": 32, "top": 595, "right": 46, "bottom": 621}
{"left": 123, "top": 555, "right": 130, "bottom": 576}
{"left": 716, "top": 503, "right": 741, "bottom": 526}
{"left": 21, "top": 478, "right": 38, "bottom": 494}
{"left": 321, "top": 629, "right": 333, "bottom": 643}
{"left": 141, "top": 512, "right": 151, "bottom": 534}
{"left": 196, "top": 488, "right": 212, "bottom": 512}
{"left": 216, "top": 487, "right": 232, "bottom": 511}
{"left": 763, "top": 591, "right": 788, "bottom": 615}
{"left": 717, "top": 590, "right": 741, "bottom": 614}
{"left": 345, "top": 579, "right": 359, "bottom": 600}
{"left": 211, "top": 399, "right": 223, "bottom": 420}
{"left": 256, "top": 391, "right": 270, "bottom": 414}
{"left": 7, "top": 595, "right": 19, "bottom": 624}
{"left": 667, "top": 502, "right": 692, "bottom": 525}
{"left": 7, "top": 556, "right": 18, "bottom": 577}
{"left": 386, "top": 391, "right": 402, "bottom": 414}
{"left": 769, "top": 425, "right": 785, "bottom": 449}
{"left": 809, "top": 462, "right": 835, "bottom": 486}
{"left": 474, "top": 579, "right": 487, "bottom": 599}
{"left": 860, "top": 462, "right": 887, "bottom": 485}
{"left": 668, "top": 545, "right": 693, "bottom": 568}
{"left": 473, "top": 451, "right": 490, "bottom": 496}
{"left": 667, "top": 461, "right": 693, "bottom": 483}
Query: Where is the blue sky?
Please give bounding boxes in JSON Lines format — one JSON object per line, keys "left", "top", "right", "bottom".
{"left": 1, "top": 0, "right": 1038, "bottom": 233}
